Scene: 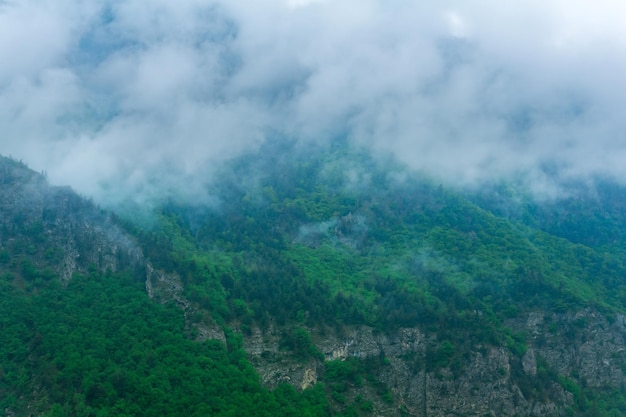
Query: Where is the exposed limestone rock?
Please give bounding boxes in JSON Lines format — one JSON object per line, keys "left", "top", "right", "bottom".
{"left": 0, "top": 157, "right": 143, "bottom": 283}
{"left": 509, "top": 309, "right": 626, "bottom": 390}
{"left": 195, "top": 324, "right": 227, "bottom": 343}
{"left": 251, "top": 357, "right": 320, "bottom": 389}
{"left": 241, "top": 324, "right": 315, "bottom": 388}
{"left": 145, "top": 263, "right": 226, "bottom": 343}
{"left": 301, "top": 368, "right": 317, "bottom": 390}
{"left": 243, "top": 311, "right": 626, "bottom": 417}
{"left": 145, "top": 263, "right": 186, "bottom": 306}
{"left": 522, "top": 348, "right": 537, "bottom": 376}
{"left": 316, "top": 326, "right": 424, "bottom": 361}
{"left": 244, "top": 324, "right": 282, "bottom": 356}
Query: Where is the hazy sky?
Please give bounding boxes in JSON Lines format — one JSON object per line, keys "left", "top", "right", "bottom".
{"left": 1, "top": 0, "right": 626, "bottom": 203}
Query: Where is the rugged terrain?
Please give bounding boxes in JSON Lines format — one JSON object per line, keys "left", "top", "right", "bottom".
{"left": 2, "top": 147, "right": 626, "bottom": 416}
{"left": 0, "top": 157, "right": 143, "bottom": 283}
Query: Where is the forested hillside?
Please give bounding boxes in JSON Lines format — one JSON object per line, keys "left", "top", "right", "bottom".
{"left": 0, "top": 155, "right": 330, "bottom": 417}
{"left": 2, "top": 142, "right": 626, "bottom": 416}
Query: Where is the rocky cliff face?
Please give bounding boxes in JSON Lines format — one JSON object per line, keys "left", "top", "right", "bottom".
{"left": 0, "top": 156, "right": 142, "bottom": 282}
{"left": 145, "top": 264, "right": 226, "bottom": 343}
{"left": 509, "top": 309, "right": 626, "bottom": 390}
{"left": 0, "top": 156, "right": 228, "bottom": 343}
{"left": 240, "top": 308, "right": 626, "bottom": 417}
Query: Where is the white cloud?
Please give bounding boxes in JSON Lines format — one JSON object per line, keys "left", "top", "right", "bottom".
{"left": 286, "top": 0, "right": 327, "bottom": 9}
{"left": 1, "top": 0, "right": 626, "bottom": 203}
{"left": 444, "top": 11, "right": 469, "bottom": 38}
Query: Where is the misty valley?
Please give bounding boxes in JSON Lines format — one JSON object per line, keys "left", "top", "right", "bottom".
{"left": 2, "top": 142, "right": 626, "bottom": 417}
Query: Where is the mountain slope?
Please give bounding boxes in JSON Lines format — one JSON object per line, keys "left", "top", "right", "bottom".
{"left": 0, "top": 156, "right": 143, "bottom": 284}
{"left": 145, "top": 142, "right": 626, "bottom": 416}
{"left": 0, "top": 155, "right": 330, "bottom": 417}
{"left": 2, "top": 146, "right": 626, "bottom": 416}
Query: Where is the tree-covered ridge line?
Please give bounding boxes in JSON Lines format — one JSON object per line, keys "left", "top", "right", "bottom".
{"left": 156, "top": 142, "right": 626, "bottom": 322}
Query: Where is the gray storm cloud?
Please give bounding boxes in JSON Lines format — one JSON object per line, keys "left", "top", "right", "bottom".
{"left": 1, "top": 0, "right": 626, "bottom": 204}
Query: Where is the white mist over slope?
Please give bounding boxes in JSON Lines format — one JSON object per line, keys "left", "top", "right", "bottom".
{"left": 1, "top": 0, "right": 626, "bottom": 203}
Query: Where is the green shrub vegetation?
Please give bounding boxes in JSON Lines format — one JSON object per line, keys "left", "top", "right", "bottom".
{"left": 0, "top": 271, "right": 330, "bottom": 416}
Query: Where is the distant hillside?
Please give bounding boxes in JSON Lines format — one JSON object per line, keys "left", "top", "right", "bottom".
{"left": 467, "top": 179, "right": 626, "bottom": 249}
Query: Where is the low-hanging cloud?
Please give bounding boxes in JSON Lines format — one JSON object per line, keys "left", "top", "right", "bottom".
{"left": 2, "top": 0, "right": 626, "bottom": 204}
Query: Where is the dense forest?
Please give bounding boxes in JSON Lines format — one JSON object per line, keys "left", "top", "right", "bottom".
{"left": 1, "top": 141, "right": 626, "bottom": 416}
